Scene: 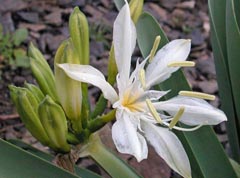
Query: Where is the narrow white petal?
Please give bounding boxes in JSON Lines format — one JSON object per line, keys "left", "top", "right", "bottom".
{"left": 129, "top": 58, "right": 148, "bottom": 83}
{"left": 141, "top": 120, "right": 191, "bottom": 178}
{"left": 113, "top": 2, "right": 136, "bottom": 86}
{"left": 58, "top": 64, "right": 118, "bottom": 104}
{"left": 146, "top": 39, "right": 191, "bottom": 88}
{"left": 154, "top": 96, "right": 227, "bottom": 126}
{"left": 142, "top": 90, "right": 169, "bottom": 101}
{"left": 112, "top": 110, "right": 148, "bottom": 162}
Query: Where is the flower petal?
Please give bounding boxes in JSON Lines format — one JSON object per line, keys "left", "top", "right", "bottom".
{"left": 112, "top": 110, "right": 148, "bottom": 162}
{"left": 145, "top": 39, "right": 191, "bottom": 88}
{"left": 113, "top": 2, "right": 136, "bottom": 86}
{"left": 58, "top": 64, "right": 118, "bottom": 104}
{"left": 154, "top": 96, "right": 227, "bottom": 126}
{"left": 142, "top": 90, "right": 169, "bottom": 101}
{"left": 141, "top": 120, "right": 191, "bottom": 178}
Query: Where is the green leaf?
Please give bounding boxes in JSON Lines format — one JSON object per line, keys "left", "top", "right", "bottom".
{"left": 8, "top": 139, "right": 102, "bottom": 178}
{"left": 0, "top": 24, "right": 3, "bottom": 40}
{"left": 233, "top": 0, "right": 240, "bottom": 30}
{"left": 208, "top": 0, "right": 240, "bottom": 161}
{"left": 226, "top": 0, "right": 240, "bottom": 135}
{"left": 230, "top": 159, "right": 240, "bottom": 178}
{"left": 0, "top": 138, "right": 82, "bottom": 178}
{"left": 12, "top": 28, "right": 28, "bottom": 46}
{"left": 80, "top": 134, "right": 142, "bottom": 178}
{"left": 13, "top": 48, "right": 30, "bottom": 68}
{"left": 136, "top": 12, "right": 237, "bottom": 178}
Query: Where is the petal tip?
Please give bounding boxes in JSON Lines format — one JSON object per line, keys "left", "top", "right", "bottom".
{"left": 135, "top": 155, "right": 146, "bottom": 162}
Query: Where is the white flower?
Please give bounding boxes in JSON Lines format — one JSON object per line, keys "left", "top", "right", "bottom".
{"left": 58, "top": 2, "right": 227, "bottom": 178}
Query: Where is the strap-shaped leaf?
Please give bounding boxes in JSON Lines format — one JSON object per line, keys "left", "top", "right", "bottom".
{"left": 209, "top": 0, "right": 240, "bottom": 161}
{"left": 0, "top": 139, "right": 88, "bottom": 178}
{"left": 226, "top": 0, "right": 240, "bottom": 138}
{"left": 7, "top": 139, "right": 102, "bottom": 178}
{"left": 136, "top": 12, "right": 237, "bottom": 178}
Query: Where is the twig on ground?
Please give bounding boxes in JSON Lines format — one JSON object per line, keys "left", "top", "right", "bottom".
{"left": 0, "top": 114, "right": 19, "bottom": 120}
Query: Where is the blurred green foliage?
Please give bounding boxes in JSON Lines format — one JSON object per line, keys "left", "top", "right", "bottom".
{"left": 0, "top": 24, "right": 29, "bottom": 73}
{"left": 89, "top": 21, "right": 112, "bottom": 49}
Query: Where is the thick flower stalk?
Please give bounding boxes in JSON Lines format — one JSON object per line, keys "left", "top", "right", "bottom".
{"left": 57, "top": 2, "right": 226, "bottom": 178}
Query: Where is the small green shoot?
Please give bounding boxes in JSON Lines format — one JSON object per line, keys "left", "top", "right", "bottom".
{"left": 0, "top": 24, "right": 29, "bottom": 70}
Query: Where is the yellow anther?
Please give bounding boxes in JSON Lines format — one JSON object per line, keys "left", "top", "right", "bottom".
{"left": 149, "top": 36, "right": 161, "bottom": 62}
{"left": 167, "top": 61, "right": 195, "bottom": 67}
{"left": 179, "top": 91, "right": 216, "bottom": 101}
{"left": 146, "top": 99, "right": 162, "bottom": 123}
{"left": 169, "top": 106, "right": 185, "bottom": 129}
{"left": 139, "top": 69, "right": 146, "bottom": 89}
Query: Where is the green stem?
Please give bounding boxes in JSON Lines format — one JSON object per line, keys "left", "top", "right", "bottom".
{"left": 81, "top": 83, "right": 90, "bottom": 129}
{"left": 79, "top": 134, "right": 142, "bottom": 178}
{"left": 91, "top": 45, "right": 117, "bottom": 118}
{"left": 90, "top": 95, "right": 107, "bottom": 119}
{"left": 88, "top": 109, "right": 116, "bottom": 132}
{"left": 107, "top": 45, "right": 118, "bottom": 85}
{"left": 67, "top": 132, "right": 80, "bottom": 145}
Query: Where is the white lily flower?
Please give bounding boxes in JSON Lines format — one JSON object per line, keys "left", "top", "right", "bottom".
{"left": 58, "top": 2, "right": 227, "bottom": 178}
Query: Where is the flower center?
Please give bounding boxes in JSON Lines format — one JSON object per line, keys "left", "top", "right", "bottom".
{"left": 121, "top": 89, "right": 143, "bottom": 112}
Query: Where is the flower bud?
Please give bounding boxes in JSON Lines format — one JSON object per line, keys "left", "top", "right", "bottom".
{"left": 38, "top": 95, "right": 70, "bottom": 153}
{"left": 28, "top": 43, "right": 59, "bottom": 101}
{"left": 24, "top": 82, "right": 44, "bottom": 103}
{"left": 54, "top": 39, "right": 82, "bottom": 133}
{"left": 69, "top": 7, "right": 89, "bottom": 65}
{"left": 9, "top": 85, "right": 50, "bottom": 146}
{"left": 129, "top": 0, "right": 143, "bottom": 23}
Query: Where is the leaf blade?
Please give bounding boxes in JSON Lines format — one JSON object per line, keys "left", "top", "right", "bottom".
{"left": 0, "top": 139, "right": 81, "bottom": 178}
{"left": 7, "top": 139, "right": 102, "bottom": 178}
{"left": 209, "top": 0, "right": 240, "bottom": 161}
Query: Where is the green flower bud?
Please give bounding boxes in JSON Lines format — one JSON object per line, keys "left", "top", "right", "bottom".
{"left": 29, "top": 43, "right": 59, "bottom": 101}
{"left": 69, "top": 7, "right": 89, "bottom": 65}
{"left": 9, "top": 85, "right": 50, "bottom": 146}
{"left": 24, "top": 82, "right": 44, "bottom": 103}
{"left": 129, "top": 0, "right": 143, "bottom": 23}
{"left": 54, "top": 39, "right": 83, "bottom": 133}
{"left": 38, "top": 96, "right": 70, "bottom": 153}
{"left": 69, "top": 7, "right": 90, "bottom": 128}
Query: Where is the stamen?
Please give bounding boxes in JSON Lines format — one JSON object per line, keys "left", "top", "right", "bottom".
{"left": 179, "top": 91, "right": 215, "bottom": 100}
{"left": 149, "top": 36, "right": 161, "bottom": 62}
{"left": 162, "top": 122, "right": 203, "bottom": 131}
{"left": 146, "top": 99, "right": 162, "bottom": 123}
{"left": 139, "top": 69, "right": 146, "bottom": 89}
{"left": 169, "top": 107, "right": 185, "bottom": 129}
{"left": 171, "top": 124, "right": 203, "bottom": 131}
{"left": 167, "top": 61, "right": 195, "bottom": 67}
